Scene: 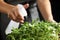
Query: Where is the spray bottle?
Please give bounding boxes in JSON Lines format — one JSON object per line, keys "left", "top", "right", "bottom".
{"left": 5, "top": 4, "right": 27, "bottom": 35}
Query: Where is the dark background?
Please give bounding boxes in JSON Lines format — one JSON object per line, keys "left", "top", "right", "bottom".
{"left": 50, "top": 0, "right": 60, "bottom": 22}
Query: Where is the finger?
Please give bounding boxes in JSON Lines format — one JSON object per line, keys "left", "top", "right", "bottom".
{"left": 10, "top": 12, "right": 17, "bottom": 21}
{"left": 19, "top": 20, "right": 24, "bottom": 23}
{"left": 12, "top": 8, "right": 24, "bottom": 22}
{"left": 23, "top": 3, "right": 29, "bottom": 9}
{"left": 16, "top": 9, "right": 24, "bottom": 20}
{"left": 8, "top": 12, "right": 24, "bottom": 23}
{"left": 8, "top": 12, "right": 13, "bottom": 20}
{"left": 14, "top": 20, "right": 19, "bottom": 22}
{"left": 17, "top": 15, "right": 24, "bottom": 20}
{"left": 13, "top": 8, "right": 19, "bottom": 17}
{"left": 9, "top": 14, "right": 19, "bottom": 22}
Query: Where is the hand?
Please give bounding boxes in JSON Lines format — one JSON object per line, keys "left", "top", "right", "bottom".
{"left": 47, "top": 19, "right": 58, "bottom": 24}
{"left": 7, "top": 4, "right": 29, "bottom": 23}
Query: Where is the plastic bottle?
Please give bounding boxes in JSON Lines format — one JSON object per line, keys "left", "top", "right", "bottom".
{"left": 5, "top": 4, "right": 27, "bottom": 35}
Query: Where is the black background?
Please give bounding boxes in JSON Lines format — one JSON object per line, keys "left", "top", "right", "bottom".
{"left": 50, "top": 0, "right": 60, "bottom": 22}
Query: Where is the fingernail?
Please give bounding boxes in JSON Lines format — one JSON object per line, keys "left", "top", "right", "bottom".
{"left": 26, "top": 4, "right": 29, "bottom": 7}
{"left": 20, "top": 20, "right": 24, "bottom": 23}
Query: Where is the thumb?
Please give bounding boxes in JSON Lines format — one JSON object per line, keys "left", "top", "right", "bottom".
{"left": 23, "top": 4, "right": 29, "bottom": 9}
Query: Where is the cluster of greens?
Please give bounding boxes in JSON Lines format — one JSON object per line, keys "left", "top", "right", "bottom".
{"left": 6, "top": 21, "right": 60, "bottom": 40}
